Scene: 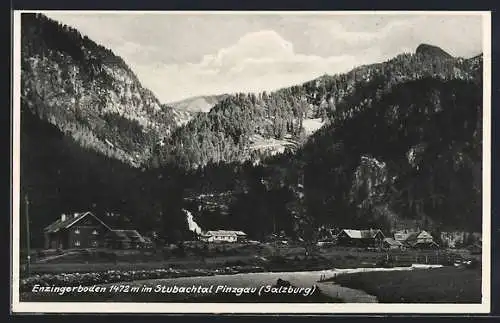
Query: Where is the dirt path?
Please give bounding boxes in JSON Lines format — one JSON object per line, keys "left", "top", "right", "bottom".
{"left": 101, "top": 265, "right": 442, "bottom": 303}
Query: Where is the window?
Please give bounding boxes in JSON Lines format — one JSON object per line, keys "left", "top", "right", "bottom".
{"left": 91, "top": 240, "right": 97, "bottom": 247}
{"left": 74, "top": 229, "right": 80, "bottom": 234}
{"left": 74, "top": 240, "right": 80, "bottom": 247}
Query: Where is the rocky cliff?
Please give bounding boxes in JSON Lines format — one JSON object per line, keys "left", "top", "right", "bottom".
{"left": 21, "top": 13, "right": 184, "bottom": 167}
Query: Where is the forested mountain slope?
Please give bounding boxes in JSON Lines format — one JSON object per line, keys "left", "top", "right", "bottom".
{"left": 185, "top": 74, "right": 482, "bottom": 239}
{"left": 153, "top": 46, "right": 481, "bottom": 170}
{"left": 21, "top": 13, "right": 185, "bottom": 167}
{"left": 19, "top": 12, "right": 484, "bottom": 245}
{"left": 20, "top": 104, "right": 192, "bottom": 248}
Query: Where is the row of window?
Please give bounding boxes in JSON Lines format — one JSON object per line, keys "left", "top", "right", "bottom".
{"left": 212, "top": 236, "right": 236, "bottom": 240}
{"left": 74, "top": 229, "right": 99, "bottom": 235}
{"left": 73, "top": 240, "right": 98, "bottom": 247}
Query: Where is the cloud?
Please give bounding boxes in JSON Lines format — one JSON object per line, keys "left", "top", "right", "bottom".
{"left": 40, "top": 12, "right": 485, "bottom": 103}
{"left": 320, "top": 16, "right": 482, "bottom": 59}
{"left": 199, "top": 30, "right": 294, "bottom": 70}
{"left": 320, "top": 18, "right": 414, "bottom": 44}
{"left": 152, "top": 30, "right": 371, "bottom": 102}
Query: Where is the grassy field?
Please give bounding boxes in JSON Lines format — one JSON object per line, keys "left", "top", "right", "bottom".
{"left": 24, "top": 243, "right": 474, "bottom": 275}
{"left": 328, "top": 267, "right": 482, "bottom": 303}
{"left": 28, "top": 256, "right": 256, "bottom": 273}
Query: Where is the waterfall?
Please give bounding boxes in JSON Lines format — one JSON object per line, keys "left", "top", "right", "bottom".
{"left": 183, "top": 209, "right": 203, "bottom": 235}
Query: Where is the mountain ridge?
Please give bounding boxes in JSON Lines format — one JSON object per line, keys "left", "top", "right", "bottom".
{"left": 415, "top": 43, "right": 454, "bottom": 59}
{"left": 168, "top": 94, "right": 230, "bottom": 113}
{"left": 21, "top": 13, "right": 188, "bottom": 167}
{"left": 153, "top": 44, "right": 482, "bottom": 169}
{"left": 19, "top": 14, "right": 484, "bottom": 245}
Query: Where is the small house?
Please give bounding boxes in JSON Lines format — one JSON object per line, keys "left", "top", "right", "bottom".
{"left": 336, "top": 229, "right": 385, "bottom": 248}
{"left": 199, "top": 230, "right": 247, "bottom": 243}
{"left": 43, "top": 212, "right": 112, "bottom": 249}
{"left": 404, "top": 230, "right": 439, "bottom": 249}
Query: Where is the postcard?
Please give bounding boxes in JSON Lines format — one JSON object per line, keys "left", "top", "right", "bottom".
{"left": 11, "top": 10, "right": 492, "bottom": 314}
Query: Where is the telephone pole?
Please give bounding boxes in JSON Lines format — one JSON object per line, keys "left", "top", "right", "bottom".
{"left": 24, "top": 194, "right": 31, "bottom": 276}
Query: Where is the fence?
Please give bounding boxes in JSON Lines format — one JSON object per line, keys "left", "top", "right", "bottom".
{"left": 381, "top": 250, "right": 462, "bottom": 265}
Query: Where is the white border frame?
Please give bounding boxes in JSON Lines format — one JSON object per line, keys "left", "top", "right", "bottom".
{"left": 11, "top": 10, "right": 492, "bottom": 314}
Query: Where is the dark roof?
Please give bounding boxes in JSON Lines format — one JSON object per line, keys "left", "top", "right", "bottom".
{"left": 383, "top": 238, "right": 404, "bottom": 246}
{"left": 109, "top": 229, "right": 146, "bottom": 242}
{"left": 413, "top": 240, "right": 439, "bottom": 247}
{"left": 44, "top": 212, "right": 111, "bottom": 233}
{"left": 404, "top": 232, "right": 419, "bottom": 242}
{"left": 403, "top": 230, "right": 433, "bottom": 243}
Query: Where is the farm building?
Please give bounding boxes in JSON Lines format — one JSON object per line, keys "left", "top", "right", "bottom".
{"left": 403, "top": 230, "right": 439, "bottom": 249}
{"left": 336, "top": 229, "right": 385, "bottom": 248}
{"left": 43, "top": 212, "right": 149, "bottom": 250}
{"left": 43, "top": 212, "right": 112, "bottom": 249}
{"left": 199, "top": 230, "right": 247, "bottom": 243}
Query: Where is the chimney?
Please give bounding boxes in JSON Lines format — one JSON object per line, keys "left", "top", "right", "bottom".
{"left": 61, "top": 213, "right": 66, "bottom": 221}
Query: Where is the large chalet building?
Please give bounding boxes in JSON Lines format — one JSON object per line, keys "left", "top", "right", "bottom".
{"left": 336, "top": 229, "right": 385, "bottom": 248}
{"left": 393, "top": 229, "right": 439, "bottom": 249}
{"left": 43, "top": 212, "right": 150, "bottom": 250}
{"left": 199, "top": 230, "right": 248, "bottom": 243}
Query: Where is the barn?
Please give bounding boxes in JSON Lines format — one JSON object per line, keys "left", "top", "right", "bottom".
{"left": 336, "top": 229, "right": 385, "bottom": 248}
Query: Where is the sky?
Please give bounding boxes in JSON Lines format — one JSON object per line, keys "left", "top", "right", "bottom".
{"left": 42, "top": 12, "right": 485, "bottom": 103}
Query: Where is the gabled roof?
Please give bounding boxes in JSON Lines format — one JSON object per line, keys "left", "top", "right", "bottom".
{"left": 404, "top": 230, "right": 433, "bottom": 242}
{"left": 341, "top": 229, "right": 363, "bottom": 239}
{"left": 413, "top": 240, "right": 439, "bottom": 247}
{"left": 341, "top": 229, "right": 384, "bottom": 239}
{"left": 109, "top": 229, "right": 146, "bottom": 242}
{"left": 383, "top": 238, "right": 404, "bottom": 246}
{"left": 44, "top": 212, "right": 112, "bottom": 233}
{"left": 404, "top": 232, "right": 419, "bottom": 242}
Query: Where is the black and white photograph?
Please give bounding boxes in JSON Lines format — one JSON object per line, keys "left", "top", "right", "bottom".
{"left": 11, "top": 10, "right": 491, "bottom": 313}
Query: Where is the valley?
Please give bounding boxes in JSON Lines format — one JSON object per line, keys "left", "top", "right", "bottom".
{"left": 19, "top": 13, "right": 483, "bottom": 256}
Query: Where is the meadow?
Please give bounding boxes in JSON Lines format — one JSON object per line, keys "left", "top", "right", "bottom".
{"left": 328, "top": 266, "right": 482, "bottom": 303}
